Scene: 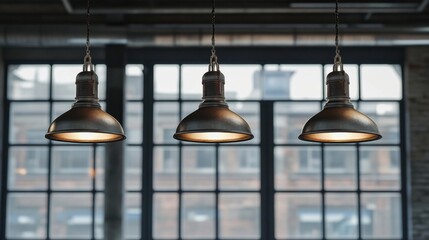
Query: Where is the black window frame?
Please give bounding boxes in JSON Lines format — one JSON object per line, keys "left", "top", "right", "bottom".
{"left": 0, "top": 46, "right": 408, "bottom": 240}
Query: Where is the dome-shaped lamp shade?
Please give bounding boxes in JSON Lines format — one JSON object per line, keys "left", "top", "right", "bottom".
{"left": 46, "top": 107, "right": 125, "bottom": 143}
{"left": 174, "top": 70, "right": 253, "bottom": 143}
{"left": 299, "top": 69, "right": 381, "bottom": 143}
{"left": 174, "top": 106, "right": 253, "bottom": 143}
{"left": 299, "top": 107, "right": 381, "bottom": 143}
{"left": 46, "top": 67, "right": 125, "bottom": 143}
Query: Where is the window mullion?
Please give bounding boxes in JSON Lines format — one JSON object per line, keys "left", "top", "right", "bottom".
{"left": 260, "top": 100, "right": 274, "bottom": 240}
{"left": 142, "top": 63, "right": 155, "bottom": 240}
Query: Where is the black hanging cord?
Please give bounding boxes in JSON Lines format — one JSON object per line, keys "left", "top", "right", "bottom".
{"left": 211, "top": 0, "right": 216, "bottom": 57}
{"left": 209, "top": 0, "right": 219, "bottom": 71}
{"left": 86, "top": 0, "right": 90, "bottom": 56}
{"left": 335, "top": 0, "right": 339, "bottom": 56}
{"left": 84, "top": 0, "right": 92, "bottom": 67}
{"left": 334, "top": 0, "right": 342, "bottom": 70}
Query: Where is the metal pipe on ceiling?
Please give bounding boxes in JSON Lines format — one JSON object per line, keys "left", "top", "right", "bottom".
{"left": 1, "top": 25, "right": 429, "bottom": 47}
{"left": 60, "top": 0, "right": 423, "bottom": 14}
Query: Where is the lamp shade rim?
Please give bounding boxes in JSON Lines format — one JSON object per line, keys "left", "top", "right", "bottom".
{"left": 173, "top": 130, "right": 254, "bottom": 143}
{"left": 45, "top": 130, "right": 126, "bottom": 143}
{"left": 299, "top": 130, "right": 382, "bottom": 143}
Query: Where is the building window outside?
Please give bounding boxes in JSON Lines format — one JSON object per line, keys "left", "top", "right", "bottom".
{"left": 3, "top": 59, "right": 404, "bottom": 240}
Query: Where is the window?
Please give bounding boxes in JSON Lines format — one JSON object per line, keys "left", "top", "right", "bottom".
{"left": 3, "top": 63, "right": 142, "bottom": 239}
{"left": 298, "top": 148, "right": 320, "bottom": 173}
{"left": 1, "top": 48, "right": 406, "bottom": 240}
{"left": 153, "top": 64, "right": 261, "bottom": 239}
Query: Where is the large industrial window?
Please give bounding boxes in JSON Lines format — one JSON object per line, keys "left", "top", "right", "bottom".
{"left": 1, "top": 51, "right": 406, "bottom": 240}
{"left": 2, "top": 64, "right": 142, "bottom": 239}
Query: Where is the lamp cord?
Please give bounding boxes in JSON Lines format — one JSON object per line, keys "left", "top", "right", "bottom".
{"left": 334, "top": 0, "right": 342, "bottom": 70}
{"left": 209, "top": 0, "right": 219, "bottom": 71}
{"left": 211, "top": 0, "right": 215, "bottom": 56}
{"left": 84, "top": 0, "right": 92, "bottom": 67}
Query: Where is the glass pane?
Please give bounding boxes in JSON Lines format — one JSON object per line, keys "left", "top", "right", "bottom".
{"left": 8, "top": 146, "right": 48, "bottom": 190}
{"left": 6, "top": 193, "right": 47, "bottom": 238}
{"left": 221, "top": 64, "right": 262, "bottom": 100}
{"left": 51, "top": 146, "right": 93, "bottom": 190}
{"left": 126, "top": 146, "right": 142, "bottom": 190}
{"left": 95, "top": 64, "right": 107, "bottom": 100}
{"left": 126, "top": 102, "right": 143, "bottom": 144}
{"left": 325, "top": 193, "right": 358, "bottom": 239}
{"left": 126, "top": 64, "right": 144, "bottom": 100}
{"left": 277, "top": 64, "right": 323, "bottom": 100}
{"left": 219, "top": 147, "right": 260, "bottom": 190}
{"left": 359, "top": 102, "right": 399, "bottom": 144}
{"left": 10, "top": 103, "right": 49, "bottom": 144}
{"left": 52, "top": 64, "right": 82, "bottom": 100}
{"left": 361, "top": 193, "right": 402, "bottom": 238}
{"left": 360, "top": 147, "right": 401, "bottom": 190}
{"left": 52, "top": 102, "right": 73, "bottom": 124}
{"left": 126, "top": 193, "right": 142, "bottom": 239}
{"left": 50, "top": 193, "right": 92, "bottom": 238}
{"left": 95, "top": 146, "right": 105, "bottom": 190}
{"left": 228, "top": 102, "right": 260, "bottom": 144}
{"left": 181, "top": 64, "right": 206, "bottom": 100}
{"left": 154, "top": 102, "right": 179, "bottom": 144}
{"left": 219, "top": 193, "right": 260, "bottom": 239}
{"left": 324, "top": 146, "right": 357, "bottom": 190}
{"left": 275, "top": 146, "right": 321, "bottom": 190}
{"left": 153, "top": 193, "right": 178, "bottom": 239}
{"left": 154, "top": 146, "right": 178, "bottom": 190}
{"left": 274, "top": 102, "right": 321, "bottom": 144}
{"left": 155, "top": 64, "right": 179, "bottom": 99}
{"left": 324, "top": 64, "right": 359, "bottom": 100}
{"left": 361, "top": 65, "right": 402, "bottom": 100}
{"left": 275, "top": 193, "right": 322, "bottom": 239}
{"left": 95, "top": 193, "right": 103, "bottom": 239}
{"left": 8, "top": 64, "right": 50, "bottom": 100}
{"left": 182, "top": 193, "right": 215, "bottom": 239}
{"left": 182, "top": 146, "right": 216, "bottom": 190}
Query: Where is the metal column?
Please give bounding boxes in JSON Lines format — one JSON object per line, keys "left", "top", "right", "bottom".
{"left": 104, "top": 44, "right": 126, "bottom": 240}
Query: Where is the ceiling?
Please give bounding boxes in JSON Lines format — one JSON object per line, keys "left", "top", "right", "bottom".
{"left": 1, "top": 0, "right": 429, "bottom": 46}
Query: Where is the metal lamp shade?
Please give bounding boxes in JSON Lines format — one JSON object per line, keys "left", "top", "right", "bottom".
{"left": 174, "top": 105, "right": 253, "bottom": 143}
{"left": 299, "top": 107, "right": 381, "bottom": 143}
{"left": 46, "top": 106, "right": 125, "bottom": 143}
{"left": 46, "top": 67, "right": 125, "bottom": 143}
{"left": 299, "top": 69, "right": 381, "bottom": 143}
{"left": 174, "top": 70, "right": 253, "bottom": 143}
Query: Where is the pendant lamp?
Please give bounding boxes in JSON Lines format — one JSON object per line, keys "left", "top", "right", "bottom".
{"left": 299, "top": 0, "right": 381, "bottom": 143}
{"left": 45, "top": 0, "right": 125, "bottom": 143}
{"left": 173, "top": 0, "right": 253, "bottom": 143}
